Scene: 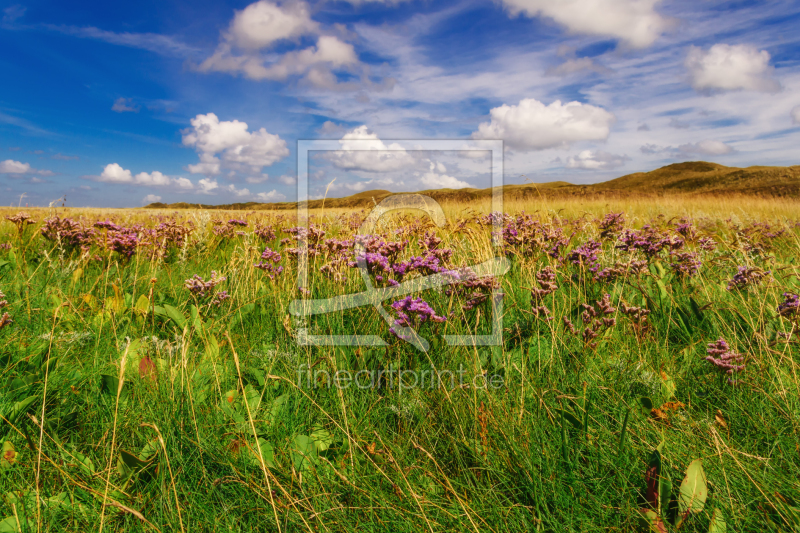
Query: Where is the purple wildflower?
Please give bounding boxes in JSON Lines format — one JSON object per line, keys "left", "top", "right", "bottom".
{"left": 726, "top": 266, "right": 770, "bottom": 291}
{"left": 778, "top": 292, "right": 800, "bottom": 318}
{"left": 255, "top": 248, "right": 284, "bottom": 280}
{"left": 567, "top": 240, "right": 601, "bottom": 271}
{"left": 0, "top": 290, "right": 10, "bottom": 331}
{"left": 389, "top": 296, "right": 446, "bottom": 336}
{"left": 669, "top": 252, "right": 702, "bottom": 278}
{"left": 185, "top": 271, "right": 227, "bottom": 299}
{"left": 598, "top": 212, "right": 625, "bottom": 239}
{"left": 705, "top": 338, "right": 745, "bottom": 381}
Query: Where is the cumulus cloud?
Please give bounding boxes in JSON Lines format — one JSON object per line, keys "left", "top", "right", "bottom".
{"left": 279, "top": 174, "right": 297, "bottom": 185}
{"left": 677, "top": 140, "right": 734, "bottom": 155}
{"left": 112, "top": 97, "right": 139, "bottom": 113}
{"left": 143, "top": 194, "right": 162, "bottom": 204}
{"left": 256, "top": 189, "right": 287, "bottom": 201}
{"left": 197, "top": 0, "right": 372, "bottom": 90}
{"left": 500, "top": 0, "right": 668, "bottom": 48}
{"left": 0, "top": 159, "right": 53, "bottom": 176}
{"left": 685, "top": 44, "right": 780, "bottom": 93}
{"left": 198, "top": 178, "right": 219, "bottom": 194}
{"left": 792, "top": 106, "right": 800, "bottom": 125}
{"left": 565, "top": 150, "right": 630, "bottom": 170}
{"left": 472, "top": 98, "right": 616, "bottom": 151}
{"left": 182, "top": 113, "right": 288, "bottom": 175}
{"left": 96, "top": 163, "right": 193, "bottom": 188}
{"left": 327, "top": 125, "right": 414, "bottom": 172}
{"left": 418, "top": 162, "right": 471, "bottom": 189}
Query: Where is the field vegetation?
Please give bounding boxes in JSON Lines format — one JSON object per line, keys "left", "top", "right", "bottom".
{"left": 0, "top": 194, "right": 799, "bottom": 532}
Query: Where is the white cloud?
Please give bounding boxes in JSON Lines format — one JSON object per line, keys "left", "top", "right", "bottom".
{"left": 279, "top": 174, "right": 297, "bottom": 185}
{"left": 197, "top": 1, "right": 365, "bottom": 89}
{"left": 112, "top": 97, "right": 139, "bottom": 113}
{"left": 472, "top": 98, "right": 616, "bottom": 151}
{"left": 0, "top": 159, "right": 54, "bottom": 178}
{"left": 677, "top": 140, "right": 734, "bottom": 155}
{"left": 418, "top": 163, "right": 471, "bottom": 189}
{"left": 96, "top": 163, "right": 193, "bottom": 188}
{"left": 198, "top": 178, "right": 219, "bottom": 194}
{"left": 500, "top": 0, "right": 669, "bottom": 48}
{"left": 685, "top": 44, "right": 780, "bottom": 93}
{"left": 327, "top": 125, "right": 414, "bottom": 172}
{"left": 256, "top": 189, "right": 287, "bottom": 201}
{"left": 565, "top": 150, "right": 630, "bottom": 170}
{"left": 225, "top": 184, "right": 251, "bottom": 197}
{"left": 182, "top": 113, "right": 289, "bottom": 175}
{"left": 792, "top": 106, "right": 800, "bottom": 125}
{"left": 143, "top": 194, "right": 162, "bottom": 204}
{"left": 3, "top": 5, "right": 26, "bottom": 24}
{"left": 245, "top": 174, "right": 270, "bottom": 184}
{"left": 227, "top": 0, "right": 316, "bottom": 49}
{"left": 0, "top": 159, "right": 32, "bottom": 174}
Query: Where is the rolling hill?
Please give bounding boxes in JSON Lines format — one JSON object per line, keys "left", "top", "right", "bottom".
{"left": 145, "top": 161, "right": 800, "bottom": 210}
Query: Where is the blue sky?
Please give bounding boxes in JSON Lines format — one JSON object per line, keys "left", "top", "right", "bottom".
{"left": 1, "top": 0, "right": 799, "bottom": 207}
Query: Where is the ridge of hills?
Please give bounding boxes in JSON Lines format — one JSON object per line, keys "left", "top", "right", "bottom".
{"left": 145, "top": 161, "right": 800, "bottom": 210}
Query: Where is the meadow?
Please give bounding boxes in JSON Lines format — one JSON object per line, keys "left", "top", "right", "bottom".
{"left": 0, "top": 194, "right": 799, "bottom": 532}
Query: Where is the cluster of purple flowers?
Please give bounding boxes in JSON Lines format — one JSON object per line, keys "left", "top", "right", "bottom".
{"left": 530, "top": 267, "right": 558, "bottom": 320}
{"left": 389, "top": 296, "right": 446, "bottom": 337}
{"left": 567, "top": 239, "right": 602, "bottom": 271}
{"left": 443, "top": 268, "right": 499, "bottom": 311}
{"left": 669, "top": 251, "right": 702, "bottom": 278}
{"left": 563, "top": 293, "right": 617, "bottom": 348}
{"left": 5, "top": 212, "right": 36, "bottom": 235}
{"left": 777, "top": 292, "right": 799, "bottom": 318}
{"left": 593, "top": 260, "right": 648, "bottom": 283}
{"left": 616, "top": 225, "right": 684, "bottom": 258}
{"left": 501, "top": 215, "right": 572, "bottom": 259}
{"left": 598, "top": 212, "right": 625, "bottom": 239}
{"left": 0, "top": 289, "right": 10, "bottom": 331}
{"left": 185, "top": 270, "right": 229, "bottom": 305}
{"left": 254, "top": 223, "right": 276, "bottom": 242}
{"left": 254, "top": 248, "right": 284, "bottom": 280}
{"left": 726, "top": 266, "right": 770, "bottom": 291}
{"left": 41, "top": 216, "right": 96, "bottom": 251}
{"left": 619, "top": 300, "right": 650, "bottom": 327}
{"left": 705, "top": 338, "right": 745, "bottom": 382}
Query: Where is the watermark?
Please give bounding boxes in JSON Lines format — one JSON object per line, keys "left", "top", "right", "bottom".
{"left": 288, "top": 139, "right": 507, "bottom": 352}
{"left": 296, "top": 364, "right": 505, "bottom": 392}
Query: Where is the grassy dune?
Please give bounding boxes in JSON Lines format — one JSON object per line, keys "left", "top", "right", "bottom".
{"left": 0, "top": 196, "right": 799, "bottom": 532}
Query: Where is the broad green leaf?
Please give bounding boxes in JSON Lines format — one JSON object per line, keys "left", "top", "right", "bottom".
{"left": 0, "top": 516, "right": 31, "bottom": 532}
{"left": 708, "top": 508, "right": 726, "bottom": 533}
{"left": 134, "top": 294, "right": 150, "bottom": 317}
{"left": 7, "top": 395, "right": 37, "bottom": 424}
{"left": 292, "top": 434, "right": 318, "bottom": 471}
{"left": 0, "top": 442, "right": 16, "bottom": 470}
{"left": 639, "top": 396, "right": 654, "bottom": 416}
{"left": 65, "top": 450, "right": 95, "bottom": 477}
{"left": 310, "top": 426, "right": 334, "bottom": 453}
{"left": 637, "top": 509, "right": 667, "bottom": 533}
{"left": 248, "top": 438, "right": 275, "bottom": 468}
{"left": 163, "top": 304, "right": 186, "bottom": 329}
{"left": 677, "top": 459, "right": 707, "bottom": 526}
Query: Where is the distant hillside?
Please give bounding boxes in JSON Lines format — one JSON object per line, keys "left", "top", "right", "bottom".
{"left": 145, "top": 162, "right": 800, "bottom": 210}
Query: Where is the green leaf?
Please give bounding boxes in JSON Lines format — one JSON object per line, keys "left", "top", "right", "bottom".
{"left": 134, "top": 294, "right": 150, "bottom": 317}
{"left": 64, "top": 450, "right": 95, "bottom": 477}
{"left": 677, "top": 459, "right": 707, "bottom": 526}
{"left": 248, "top": 438, "right": 275, "bottom": 468}
{"left": 71, "top": 267, "right": 84, "bottom": 285}
{"left": 556, "top": 408, "right": 582, "bottom": 431}
{"left": 100, "top": 374, "right": 128, "bottom": 397}
{"left": 637, "top": 508, "right": 667, "bottom": 533}
{"left": 163, "top": 304, "right": 186, "bottom": 329}
{"left": 243, "top": 384, "right": 262, "bottom": 414}
{"left": 0, "top": 516, "right": 31, "bottom": 532}
{"left": 708, "top": 508, "right": 726, "bottom": 533}
{"left": 266, "top": 394, "right": 289, "bottom": 426}
{"left": 292, "top": 434, "right": 318, "bottom": 471}
{"left": 639, "top": 396, "right": 654, "bottom": 416}
{"left": 7, "top": 395, "right": 37, "bottom": 424}
{"left": 310, "top": 426, "right": 334, "bottom": 453}
{"left": 0, "top": 442, "right": 16, "bottom": 470}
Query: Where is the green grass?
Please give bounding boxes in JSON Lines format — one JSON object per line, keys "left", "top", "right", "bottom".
{"left": 0, "top": 205, "right": 799, "bottom": 532}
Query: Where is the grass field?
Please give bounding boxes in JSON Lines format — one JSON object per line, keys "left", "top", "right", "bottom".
{"left": 1, "top": 196, "right": 799, "bottom": 532}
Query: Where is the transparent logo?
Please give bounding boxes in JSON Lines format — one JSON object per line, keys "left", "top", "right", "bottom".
{"left": 288, "top": 140, "right": 506, "bottom": 352}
